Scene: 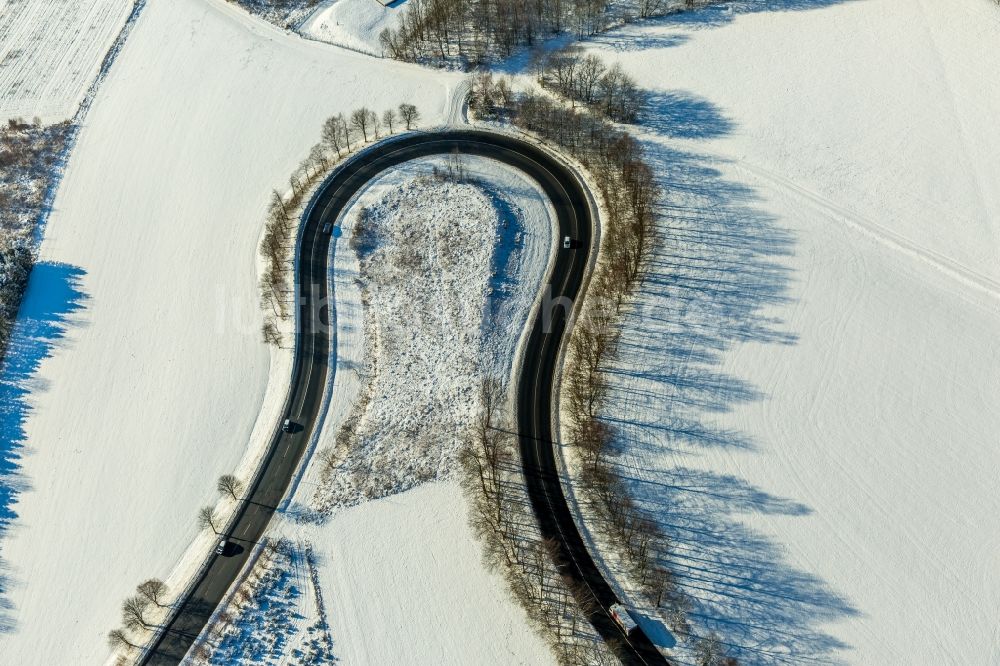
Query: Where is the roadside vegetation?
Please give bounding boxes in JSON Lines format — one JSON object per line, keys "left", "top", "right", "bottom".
{"left": 259, "top": 103, "right": 420, "bottom": 347}
{"left": 185, "top": 538, "right": 335, "bottom": 665}
{"left": 469, "top": 55, "right": 740, "bottom": 663}
{"left": 108, "top": 466, "right": 252, "bottom": 660}
{"left": 106, "top": 578, "right": 172, "bottom": 657}
{"left": 459, "top": 378, "right": 622, "bottom": 664}
{"left": 0, "top": 118, "right": 73, "bottom": 366}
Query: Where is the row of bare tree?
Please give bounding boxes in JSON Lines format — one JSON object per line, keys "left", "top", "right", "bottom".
{"left": 473, "top": 72, "right": 657, "bottom": 294}
{"left": 321, "top": 104, "right": 421, "bottom": 155}
{"left": 467, "top": 74, "right": 690, "bottom": 658}
{"left": 378, "top": 0, "right": 696, "bottom": 65}
{"left": 106, "top": 578, "right": 170, "bottom": 654}
{"left": 107, "top": 472, "right": 249, "bottom": 656}
{"left": 533, "top": 46, "right": 644, "bottom": 123}
{"left": 517, "top": 69, "right": 686, "bottom": 629}
{"left": 457, "top": 379, "right": 622, "bottom": 664}
{"left": 198, "top": 473, "right": 247, "bottom": 535}
{"left": 258, "top": 103, "right": 421, "bottom": 346}
{"left": 488, "top": 70, "right": 740, "bottom": 665}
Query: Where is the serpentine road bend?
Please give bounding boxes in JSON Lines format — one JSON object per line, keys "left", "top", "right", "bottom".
{"left": 143, "top": 130, "right": 669, "bottom": 666}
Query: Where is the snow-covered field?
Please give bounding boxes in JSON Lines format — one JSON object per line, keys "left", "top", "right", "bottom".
{"left": 201, "top": 482, "right": 553, "bottom": 666}
{"left": 4, "top": 0, "right": 999, "bottom": 662}
{"left": 0, "top": 0, "right": 134, "bottom": 122}
{"left": 297, "top": 481, "right": 553, "bottom": 665}
{"left": 196, "top": 156, "right": 557, "bottom": 663}
{"left": 0, "top": 0, "right": 463, "bottom": 662}
{"left": 567, "top": 0, "right": 1000, "bottom": 663}
{"left": 301, "top": 0, "right": 405, "bottom": 56}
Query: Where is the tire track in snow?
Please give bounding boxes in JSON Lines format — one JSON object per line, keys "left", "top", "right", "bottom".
{"left": 738, "top": 161, "right": 1000, "bottom": 304}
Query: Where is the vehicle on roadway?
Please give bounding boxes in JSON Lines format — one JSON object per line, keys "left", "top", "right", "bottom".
{"left": 282, "top": 418, "right": 293, "bottom": 433}
{"left": 215, "top": 538, "right": 227, "bottom": 556}
{"left": 609, "top": 603, "right": 639, "bottom": 635}
{"left": 563, "top": 235, "right": 572, "bottom": 249}
{"left": 322, "top": 222, "right": 332, "bottom": 234}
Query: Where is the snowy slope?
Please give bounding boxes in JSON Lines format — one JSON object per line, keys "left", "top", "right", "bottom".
{"left": 568, "top": 0, "right": 1000, "bottom": 663}
{"left": 0, "top": 0, "right": 462, "bottom": 663}
{"left": 300, "top": 0, "right": 406, "bottom": 56}
{"left": 0, "top": 0, "right": 134, "bottom": 122}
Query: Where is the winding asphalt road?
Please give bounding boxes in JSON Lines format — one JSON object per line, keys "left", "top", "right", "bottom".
{"left": 142, "top": 130, "right": 667, "bottom": 665}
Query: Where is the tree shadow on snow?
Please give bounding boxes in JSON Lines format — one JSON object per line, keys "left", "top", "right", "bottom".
{"left": 593, "top": 0, "right": 857, "bottom": 52}
{"left": 618, "top": 464, "right": 858, "bottom": 663}
{"left": 586, "top": 36, "right": 859, "bottom": 657}
{"left": 643, "top": 90, "right": 734, "bottom": 140}
{"left": 0, "top": 262, "right": 88, "bottom": 635}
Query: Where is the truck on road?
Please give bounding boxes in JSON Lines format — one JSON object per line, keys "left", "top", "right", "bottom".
{"left": 609, "top": 603, "right": 638, "bottom": 635}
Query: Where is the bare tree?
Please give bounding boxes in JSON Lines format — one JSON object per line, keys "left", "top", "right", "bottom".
{"left": 696, "top": 633, "right": 725, "bottom": 666}
{"left": 259, "top": 273, "right": 282, "bottom": 319}
{"left": 198, "top": 506, "right": 220, "bottom": 534}
{"left": 637, "top": 0, "right": 667, "bottom": 17}
{"left": 382, "top": 108, "right": 397, "bottom": 134}
{"left": 266, "top": 536, "right": 291, "bottom": 556}
{"left": 270, "top": 189, "right": 289, "bottom": 222}
{"left": 378, "top": 27, "right": 401, "bottom": 59}
{"left": 308, "top": 143, "right": 330, "bottom": 175}
{"left": 350, "top": 108, "right": 374, "bottom": 143}
{"left": 321, "top": 114, "right": 346, "bottom": 158}
{"left": 235, "top": 587, "right": 253, "bottom": 607}
{"left": 317, "top": 446, "right": 338, "bottom": 473}
{"left": 217, "top": 474, "right": 244, "bottom": 500}
{"left": 398, "top": 103, "right": 419, "bottom": 130}
{"left": 587, "top": 639, "right": 622, "bottom": 666}
{"left": 262, "top": 318, "right": 282, "bottom": 346}
{"left": 121, "top": 595, "right": 153, "bottom": 632}
{"left": 577, "top": 54, "right": 606, "bottom": 103}
{"left": 137, "top": 578, "right": 169, "bottom": 608}
{"left": 107, "top": 628, "right": 141, "bottom": 652}
{"left": 339, "top": 114, "right": 354, "bottom": 153}
{"left": 371, "top": 111, "right": 383, "bottom": 140}
{"left": 191, "top": 643, "right": 212, "bottom": 662}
